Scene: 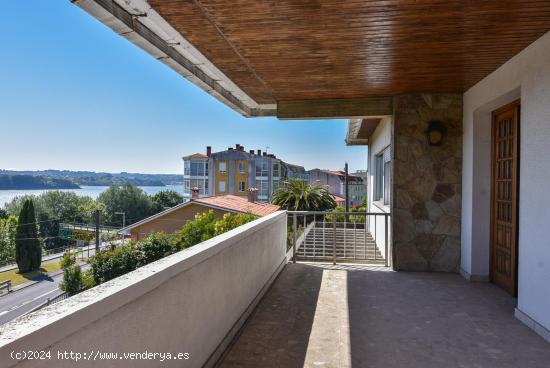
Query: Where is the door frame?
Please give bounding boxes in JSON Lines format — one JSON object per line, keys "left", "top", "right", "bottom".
{"left": 489, "top": 99, "right": 520, "bottom": 296}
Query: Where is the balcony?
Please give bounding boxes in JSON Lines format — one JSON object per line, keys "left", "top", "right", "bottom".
{"left": 1, "top": 212, "right": 549, "bottom": 367}
{"left": 220, "top": 262, "right": 550, "bottom": 368}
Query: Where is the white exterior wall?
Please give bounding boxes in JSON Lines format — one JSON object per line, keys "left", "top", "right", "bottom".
{"left": 0, "top": 212, "right": 288, "bottom": 368}
{"left": 462, "top": 30, "right": 550, "bottom": 337}
{"left": 367, "top": 117, "right": 392, "bottom": 260}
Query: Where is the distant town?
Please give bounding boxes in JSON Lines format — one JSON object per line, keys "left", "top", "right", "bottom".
{"left": 0, "top": 170, "right": 183, "bottom": 189}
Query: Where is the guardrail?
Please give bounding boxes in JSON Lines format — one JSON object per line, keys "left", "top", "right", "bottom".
{"left": 26, "top": 292, "right": 70, "bottom": 315}
{"left": 287, "top": 211, "right": 390, "bottom": 266}
{"left": 0, "top": 280, "right": 12, "bottom": 294}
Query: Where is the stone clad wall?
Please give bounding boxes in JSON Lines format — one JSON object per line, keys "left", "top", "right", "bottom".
{"left": 392, "top": 94, "right": 463, "bottom": 271}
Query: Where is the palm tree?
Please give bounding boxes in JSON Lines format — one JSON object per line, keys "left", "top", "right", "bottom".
{"left": 271, "top": 179, "right": 336, "bottom": 211}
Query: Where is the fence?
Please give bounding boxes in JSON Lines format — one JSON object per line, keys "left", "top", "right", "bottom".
{"left": 287, "top": 211, "right": 390, "bottom": 266}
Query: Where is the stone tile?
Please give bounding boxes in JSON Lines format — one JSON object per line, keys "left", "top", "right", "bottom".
{"left": 218, "top": 263, "right": 550, "bottom": 368}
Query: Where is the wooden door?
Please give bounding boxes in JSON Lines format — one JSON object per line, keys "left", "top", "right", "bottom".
{"left": 491, "top": 100, "right": 520, "bottom": 296}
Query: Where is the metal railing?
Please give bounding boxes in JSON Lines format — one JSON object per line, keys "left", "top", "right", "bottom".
{"left": 0, "top": 280, "right": 12, "bottom": 294}
{"left": 287, "top": 211, "right": 390, "bottom": 266}
{"left": 26, "top": 292, "right": 70, "bottom": 315}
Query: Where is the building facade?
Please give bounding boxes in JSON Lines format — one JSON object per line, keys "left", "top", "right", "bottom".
{"left": 308, "top": 169, "right": 367, "bottom": 207}
{"left": 182, "top": 153, "right": 209, "bottom": 199}
{"left": 183, "top": 145, "right": 288, "bottom": 202}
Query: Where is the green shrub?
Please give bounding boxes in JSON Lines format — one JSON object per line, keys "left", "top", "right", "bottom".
{"left": 89, "top": 244, "right": 138, "bottom": 284}
{"left": 174, "top": 210, "right": 217, "bottom": 249}
{"left": 81, "top": 269, "right": 96, "bottom": 289}
{"left": 59, "top": 251, "right": 85, "bottom": 295}
{"left": 214, "top": 213, "right": 256, "bottom": 236}
{"left": 136, "top": 233, "right": 176, "bottom": 266}
{"left": 87, "top": 211, "right": 257, "bottom": 288}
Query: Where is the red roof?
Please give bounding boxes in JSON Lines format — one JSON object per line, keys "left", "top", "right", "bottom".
{"left": 195, "top": 195, "right": 280, "bottom": 217}
{"left": 332, "top": 195, "right": 345, "bottom": 204}
{"left": 182, "top": 153, "right": 209, "bottom": 159}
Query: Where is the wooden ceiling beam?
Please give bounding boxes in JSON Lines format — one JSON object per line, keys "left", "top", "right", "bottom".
{"left": 277, "top": 97, "right": 393, "bottom": 119}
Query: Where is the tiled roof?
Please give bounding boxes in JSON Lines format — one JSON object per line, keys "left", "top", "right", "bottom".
{"left": 332, "top": 195, "right": 345, "bottom": 203}
{"left": 182, "top": 153, "right": 209, "bottom": 159}
{"left": 195, "top": 195, "right": 281, "bottom": 217}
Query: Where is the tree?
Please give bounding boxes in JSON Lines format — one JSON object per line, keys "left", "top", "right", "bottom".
{"left": 97, "top": 184, "right": 153, "bottom": 225}
{"left": 271, "top": 179, "right": 336, "bottom": 211}
{"left": 59, "top": 251, "right": 85, "bottom": 295}
{"left": 0, "top": 216, "right": 17, "bottom": 263}
{"left": 15, "top": 199, "right": 42, "bottom": 272}
{"left": 5, "top": 192, "right": 97, "bottom": 249}
{"left": 0, "top": 208, "right": 8, "bottom": 219}
{"left": 151, "top": 190, "right": 184, "bottom": 213}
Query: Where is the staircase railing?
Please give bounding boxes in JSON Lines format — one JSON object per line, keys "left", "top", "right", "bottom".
{"left": 287, "top": 211, "right": 391, "bottom": 266}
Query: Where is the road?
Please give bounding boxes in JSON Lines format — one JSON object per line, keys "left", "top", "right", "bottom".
{"left": 0, "top": 242, "right": 119, "bottom": 325}
{"left": 0, "top": 273, "right": 64, "bottom": 325}
{"left": 0, "top": 243, "right": 112, "bottom": 273}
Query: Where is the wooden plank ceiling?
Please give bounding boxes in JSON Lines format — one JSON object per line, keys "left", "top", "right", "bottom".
{"left": 148, "top": 0, "right": 550, "bottom": 106}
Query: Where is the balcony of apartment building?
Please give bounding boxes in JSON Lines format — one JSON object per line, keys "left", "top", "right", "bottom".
{"left": 1, "top": 210, "right": 549, "bottom": 368}
{"left": 2, "top": 1, "right": 549, "bottom": 367}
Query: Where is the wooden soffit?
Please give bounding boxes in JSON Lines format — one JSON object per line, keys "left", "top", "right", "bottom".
{"left": 75, "top": 0, "right": 550, "bottom": 117}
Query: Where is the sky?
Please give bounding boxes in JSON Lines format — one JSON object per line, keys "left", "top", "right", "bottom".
{"left": 0, "top": 1, "right": 367, "bottom": 175}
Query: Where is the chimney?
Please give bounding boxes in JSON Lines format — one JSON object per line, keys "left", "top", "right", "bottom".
{"left": 235, "top": 144, "right": 240, "bottom": 150}
{"left": 228, "top": 147, "right": 233, "bottom": 151}
{"left": 249, "top": 150, "right": 255, "bottom": 155}
{"left": 263, "top": 152, "right": 267, "bottom": 157}
{"left": 206, "top": 146, "right": 212, "bottom": 157}
{"left": 257, "top": 149, "right": 261, "bottom": 156}
{"left": 191, "top": 187, "right": 199, "bottom": 199}
{"left": 247, "top": 187, "right": 258, "bottom": 203}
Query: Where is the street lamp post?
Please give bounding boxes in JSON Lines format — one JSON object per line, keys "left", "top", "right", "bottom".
{"left": 115, "top": 212, "right": 126, "bottom": 246}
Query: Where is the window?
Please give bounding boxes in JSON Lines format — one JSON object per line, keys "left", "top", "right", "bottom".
{"left": 238, "top": 162, "right": 245, "bottom": 174}
{"left": 190, "top": 178, "right": 208, "bottom": 195}
{"left": 255, "top": 160, "right": 268, "bottom": 177}
{"left": 184, "top": 161, "right": 190, "bottom": 176}
{"left": 375, "top": 147, "right": 391, "bottom": 206}
{"left": 219, "top": 161, "right": 227, "bottom": 173}
{"left": 257, "top": 179, "right": 269, "bottom": 200}
{"left": 273, "top": 163, "right": 280, "bottom": 177}
{"left": 238, "top": 181, "right": 246, "bottom": 192}
{"left": 183, "top": 179, "right": 190, "bottom": 194}
{"left": 219, "top": 180, "right": 226, "bottom": 192}
{"left": 272, "top": 179, "right": 280, "bottom": 193}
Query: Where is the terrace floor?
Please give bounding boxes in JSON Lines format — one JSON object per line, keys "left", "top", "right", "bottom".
{"left": 218, "top": 263, "right": 550, "bottom": 368}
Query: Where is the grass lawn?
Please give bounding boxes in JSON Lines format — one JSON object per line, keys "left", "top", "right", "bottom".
{"left": 0, "top": 260, "right": 63, "bottom": 287}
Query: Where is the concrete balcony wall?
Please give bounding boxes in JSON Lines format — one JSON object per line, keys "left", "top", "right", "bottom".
{"left": 0, "top": 211, "right": 288, "bottom": 368}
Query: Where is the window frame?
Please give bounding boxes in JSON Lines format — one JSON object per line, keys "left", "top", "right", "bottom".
{"left": 219, "top": 161, "right": 227, "bottom": 174}
{"left": 374, "top": 146, "right": 391, "bottom": 206}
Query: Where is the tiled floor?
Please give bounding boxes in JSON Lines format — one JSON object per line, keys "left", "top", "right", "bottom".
{"left": 218, "top": 262, "right": 550, "bottom": 368}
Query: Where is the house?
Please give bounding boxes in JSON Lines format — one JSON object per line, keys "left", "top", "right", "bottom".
{"left": 120, "top": 190, "right": 280, "bottom": 241}
{"left": 308, "top": 169, "right": 366, "bottom": 207}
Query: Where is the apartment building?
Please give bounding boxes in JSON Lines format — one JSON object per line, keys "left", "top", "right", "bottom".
{"left": 182, "top": 152, "right": 209, "bottom": 199}
{"left": 183, "top": 145, "right": 285, "bottom": 202}
{"left": 281, "top": 162, "right": 308, "bottom": 181}
{"left": 308, "top": 169, "right": 367, "bottom": 207}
